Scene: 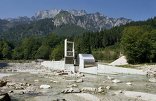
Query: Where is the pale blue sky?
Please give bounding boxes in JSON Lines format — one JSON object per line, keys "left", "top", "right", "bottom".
{"left": 0, "top": 0, "right": 155, "bottom": 21}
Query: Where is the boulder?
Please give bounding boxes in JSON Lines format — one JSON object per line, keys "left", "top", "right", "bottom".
{"left": 0, "top": 92, "right": 11, "bottom": 101}
{"left": 40, "top": 85, "right": 51, "bottom": 89}
{"left": 97, "top": 87, "right": 105, "bottom": 93}
{"left": 67, "top": 84, "right": 78, "bottom": 88}
{"left": 112, "top": 79, "right": 121, "bottom": 83}
{"left": 62, "top": 88, "right": 80, "bottom": 93}
{"left": 75, "top": 79, "right": 83, "bottom": 83}
{"left": 149, "top": 78, "right": 156, "bottom": 83}
{"left": 0, "top": 80, "right": 7, "bottom": 87}
{"left": 107, "top": 76, "right": 114, "bottom": 80}
{"left": 106, "top": 86, "right": 111, "bottom": 90}
{"left": 81, "top": 87, "right": 96, "bottom": 92}
{"left": 126, "top": 82, "right": 132, "bottom": 85}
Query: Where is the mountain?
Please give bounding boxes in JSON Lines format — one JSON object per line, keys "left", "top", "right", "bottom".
{"left": 34, "top": 9, "right": 131, "bottom": 31}
{"left": 0, "top": 9, "right": 131, "bottom": 41}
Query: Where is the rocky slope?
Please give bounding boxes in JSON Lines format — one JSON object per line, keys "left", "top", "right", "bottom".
{"left": 0, "top": 9, "right": 131, "bottom": 41}
{"left": 34, "top": 9, "right": 131, "bottom": 31}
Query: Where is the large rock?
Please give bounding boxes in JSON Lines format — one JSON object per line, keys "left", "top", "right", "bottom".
{"left": 149, "top": 78, "right": 156, "bottom": 83}
{"left": 97, "top": 87, "right": 106, "bottom": 93}
{"left": 81, "top": 87, "right": 97, "bottom": 92}
{"left": 40, "top": 85, "right": 51, "bottom": 89}
{"left": 62, "top": 88, "right": 81, "bottom": 93}
{"left": 112, "top": 79, "right": 121, "bottom": 83}
{"left": 0, "top": 92, "right": 11, "bottom": 101}
{"left": 0, "top": 80, "right": 7, "bottom": 87}
{"left": 75, "top": 79, "right": 83, "bottom": 83}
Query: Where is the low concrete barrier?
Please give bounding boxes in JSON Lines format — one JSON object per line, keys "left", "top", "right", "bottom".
{"left": 41, "top": 61, "right": 64, "bottom": 70}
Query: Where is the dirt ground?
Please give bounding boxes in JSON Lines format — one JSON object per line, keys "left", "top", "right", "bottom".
{"left": 0, "top": 62, "right": 156, "bottom": 101}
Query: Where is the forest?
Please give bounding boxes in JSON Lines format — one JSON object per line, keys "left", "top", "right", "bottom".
{"left": 0, "top": 17, "right": 156, "bottom": 64}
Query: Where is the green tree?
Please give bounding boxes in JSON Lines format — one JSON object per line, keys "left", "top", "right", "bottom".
{"left": 121, "top": 26, "right": 151, "bottom": 64}
{"left": 50, "top": 44, "right": 64, "bottom": 61}
{"left": 35, "top": 45, "right": 51, "bottom": 59}
{"left": 12, "top": 47, "right": 23, "bottom": 59}
{"left": 2, "top": 41, "right": 12, "bottom": 59}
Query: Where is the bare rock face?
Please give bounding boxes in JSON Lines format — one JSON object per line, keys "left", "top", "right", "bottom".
{"left": 34, "top": 9, "right": 131, "bottom": 31}
{"left": 0, "top": 92, "right": 11, "bottom": 101}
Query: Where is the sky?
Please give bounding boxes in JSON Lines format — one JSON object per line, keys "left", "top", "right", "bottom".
{"left": 0, "top": 0, "right": 155, "bottom": 21}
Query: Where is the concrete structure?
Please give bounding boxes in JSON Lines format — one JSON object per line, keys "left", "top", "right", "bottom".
{"left": 64, "top": 39, "right": 75, "bottom": 72}
{"left": 64, "top": 39, "right": 75, "bottom": 64}
{"left": 78, "top": 54, "right": 98, "bottom": 74}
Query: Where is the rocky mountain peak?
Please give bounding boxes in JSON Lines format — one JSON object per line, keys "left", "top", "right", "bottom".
{"left": 35, "top": 9, "right": 62, "bottom": 19}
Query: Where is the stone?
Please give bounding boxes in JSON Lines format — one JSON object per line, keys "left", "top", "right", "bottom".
{"left": 0, "top": 92, "right": 11, "bottom": 101}
{"left": 97, "top": 87, "right": 105, "bottom": 93}
{"left": 149, "top": 78, "right": 156, "bottom": 83}
{"left": 67, "top": 84, "right": 78, "bottom": 88}
{"left": 9, "top": 91, "right": 13, "bottom": 93}
{"left": 0, "top": 80, "right": 7, "bottom": 87}
{"left": 106, "top": 86, "right": 111, "bottom": 90}
{"left": 107, "top": 76, "right": 114, "bottom": 80}
{"left": 81, "top": 87, "right": 96, "bottom": 92}
{"left": 114, "top": 90, "right": 124, "bottom": 95}
{"left": 62, "top": 88, "right": 80, "bottom": 93}
{"left": 112, "top": 79, "right": 121, "bottom": 83}
{"left": 76, "top": 79, "right": 83, "bottom": 83}
{"left": 55, "top": 98, "right": 66, "bottom": 101}
{"left": 52, "top": 81, "right": 58, "bottom": 83}
{"left": 40, "top": 85, "right": 51, "bottom": 89}
{"left": 126, "top": 82, "right": 132, "bottom": 85}
{"left": 34, "top": 80, "right": 39, "bottom": 82}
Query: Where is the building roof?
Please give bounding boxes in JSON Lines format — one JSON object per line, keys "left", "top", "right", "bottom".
{"left": 79, "top": 54, "right": 95, "bottom": 60}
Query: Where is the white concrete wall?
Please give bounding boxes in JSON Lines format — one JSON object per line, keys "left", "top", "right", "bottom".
{"left": 41, "top": 61, "right": 145, "bottom": 75}
{"left": 79, "top": 66, "right": 97, "bottom": 74}
{"left": 98, "top": 64, "right": 146, "bottom": 75}
{"left": 41, "top": 61, "right": 64, "bottom": 70}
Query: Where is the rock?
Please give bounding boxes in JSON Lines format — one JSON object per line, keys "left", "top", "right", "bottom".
{"left": 107, "top": 76, "right": 114, "bottom": 80}
{"left": 26, "top": 83, "right": 31, "bottom": 86}
{"left": 126, "top": 82, "right": 132, "bottom": 85}
{"left": 81, "top": 87, "right": 96, "bottom": 92}
{"left": 67, "top": 84, "right": 78, "bottom": 88}
{"left": 106, "top": 86, "right": 111, "bottom": 90}
{"left": 34, "top": 80, "right": 39, "bottom": 82}
{"left": 9, "top": 91, "right": 13, "bottom": 93}
{"left": 76, "top": 79, "right": 83, "bottom": 83}
{"left": 55, "top": 98, "right": 66, "bottom": 101}
{"left": 50, "top": 80, "right": 58, "bottom": 83}
{"left": 149, "top": 78, "right": 156, "bottom": 83}
{"left": 0, "top": 80, "right": 7, "bottom": 87}
{"left": 62, "top": 88, "right": 80, "bottom": 93}
{"left": 97, "top": 87, "right": 105, "bottom": 93}
{"left": 76, "top": 73, "right": 85, "bottom": 77}
{"left": 0, "top": 92, "right": 11, "bottom": 101}
{"left": 112, "top": 79, "right": 121, "bottom": 83}
{"left": 40, "top": 85, "right": 51, "bottom": 89}
{"left": 114, "top": 90, "right": 124, "bottom": 95}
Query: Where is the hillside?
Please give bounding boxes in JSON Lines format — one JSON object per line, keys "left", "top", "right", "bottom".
{"left": 0, "top": 9, "right": 131, "bottom": 41}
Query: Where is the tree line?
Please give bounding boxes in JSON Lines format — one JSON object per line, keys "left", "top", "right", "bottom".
{"left": 0, "top": 17, "right": 156, "bottom": 64}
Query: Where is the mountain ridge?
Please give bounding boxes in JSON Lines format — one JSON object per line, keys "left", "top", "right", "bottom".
{"left": 3, "top": 9, "right": 131, "bottom": 31}
{"left": 0, "top": 9, "right": 132, "bottom": 41}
